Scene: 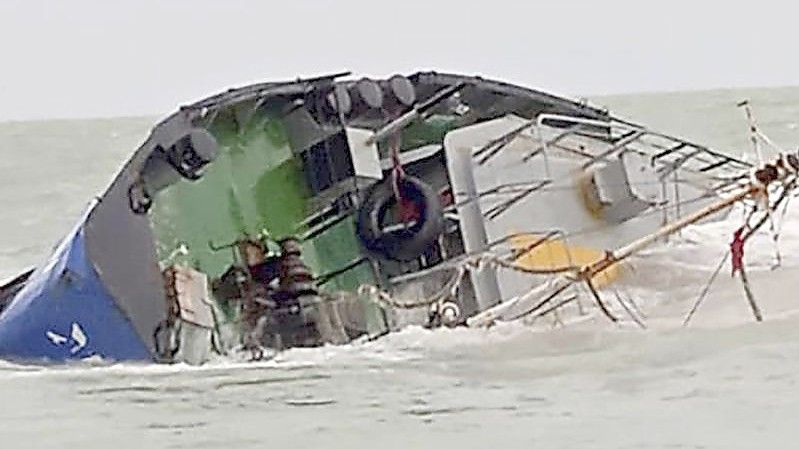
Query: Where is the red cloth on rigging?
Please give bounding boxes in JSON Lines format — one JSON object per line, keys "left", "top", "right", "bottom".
{"left": 390, "top": 140, "right": 419, "bottom": 223}
{"left": 731, "top": 227, "right": 746, "bottom": 276}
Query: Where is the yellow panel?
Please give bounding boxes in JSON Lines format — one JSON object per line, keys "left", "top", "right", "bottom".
{"left": 509, "top": 234, "right": 621, "bottom": 288}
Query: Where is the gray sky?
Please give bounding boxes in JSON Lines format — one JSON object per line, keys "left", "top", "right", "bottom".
{"left": 0, "top": 0, "right": 796, "bottom": 120}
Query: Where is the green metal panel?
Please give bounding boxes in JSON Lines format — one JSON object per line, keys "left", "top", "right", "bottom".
{"left": 150, "top": 111, "right": 309, "bottom": 279}
{"left": 148, "top": 107, "right": 384, "bottom": 332}
{"left": 399, "top": 114, "right": 460, "bottom": 151}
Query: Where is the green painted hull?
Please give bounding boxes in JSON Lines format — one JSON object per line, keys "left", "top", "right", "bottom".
{"left": 150, "top": 108, "right": 387, "bottom": 332}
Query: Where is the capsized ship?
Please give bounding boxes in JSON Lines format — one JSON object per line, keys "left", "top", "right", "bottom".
{"left": 0, "top": 71, "right": 750, "bottom": 364}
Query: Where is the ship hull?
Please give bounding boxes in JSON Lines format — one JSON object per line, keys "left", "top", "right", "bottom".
{"left": 0, "top": 71, "right": 747, "bottom": 364}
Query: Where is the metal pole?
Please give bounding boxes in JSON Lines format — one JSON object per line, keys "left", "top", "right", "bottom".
{"left": 610, "top": 186, "right": 755, "bottom": 263}
{"left": 365, "top": 83, "right": 466, "bottom": 146}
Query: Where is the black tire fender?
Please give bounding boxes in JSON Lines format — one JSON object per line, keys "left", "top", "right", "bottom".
{"left": 356, "top": 176, "right": 444, "bottom": 261}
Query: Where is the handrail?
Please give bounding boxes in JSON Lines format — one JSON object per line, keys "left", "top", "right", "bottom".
{"left": 533, "top": 113, "right": 750, "bottom": 176}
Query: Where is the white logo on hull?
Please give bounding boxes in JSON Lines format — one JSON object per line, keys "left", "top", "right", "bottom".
{"left": 46, "top": 322, "right": 89, "bottom": 354}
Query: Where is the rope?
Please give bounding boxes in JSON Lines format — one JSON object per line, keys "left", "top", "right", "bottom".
{"left": 612, "top": 287, "right": 647, "bottom": 329}
{"left": 359, "top": 247, "right": 570, "bottom": 312}
{"left": 389, "top": 133, "right": 406, "bottom": 195}
{"left": 359, "top": 265, "right": 468, "bottom": 310}
{"left": 682, "top": 251, "right": 730, "bottom": 327}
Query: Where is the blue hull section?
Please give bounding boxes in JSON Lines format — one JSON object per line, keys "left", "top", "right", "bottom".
{"left": 0, "top": 222, "right": 151, "bottom": 363}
